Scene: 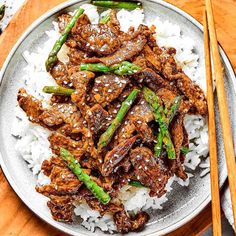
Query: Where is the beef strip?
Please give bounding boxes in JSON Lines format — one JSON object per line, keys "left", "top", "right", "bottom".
{"left": 70, "top": 70, "right": 95, "bottom": 116}
{"left": 91, "top": 75, "right": 129, "bottom": 107}
{"left": 113, "top": 210, "right": 149, "bottom": 233}
{"left": 47, "top": 198, "right": 74, "bottom": 222}
{"left": 17, "top": 88, "right": 43, "bottom": 123}
{"left": 176, "top": 74, "right": 207, "bottom": 115}
{"left": 133, "top": 68, "right": 178, "bottom": 93}
{"left": 142, "top": 45, "right": 162, "bottom": 72}
{"left": 83, "top": 34, "right": 147, "bottom": 66}
{"left": 36, "top": 165, "right": 82, "bottom": 195}
{"left": 130, "top": 147, "right": 170, "bottom": 197}
{"left": 85, "top": 104, "right": 110, "bottom": 136}
{"left": 48, "top": 132, "right": 84, "bottom": 158}
{"left": 169, "top": 114, "right": 188, "bottom": 180}
{"left": 71, "top": 23, "right": 121, "bottom": 56}
{"left": 68, "top": 48, "right": 89, "bottom": 67}
{"left": 50, "top": 61, "right": 70, "bottom": 87}
{"left": 114, "top": 98, "right": 154, "bottom": 144}
{"left": 102, "top": 136, "right": 137, "bottom": 176}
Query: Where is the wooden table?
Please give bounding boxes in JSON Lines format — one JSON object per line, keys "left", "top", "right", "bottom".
{"left": 0, "top": 0, "right": 235, "bottom": 235}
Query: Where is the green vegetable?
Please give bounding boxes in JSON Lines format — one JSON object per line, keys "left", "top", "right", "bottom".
{"left": 91, "top": 1, "right": 142, "bottom": 10}
{"left": 155, "top": 96, "right": 183, "bottom": 157}
{"left": 110, "top": 61, "right": 141, "bottom": 76}
{"left": 98, "top": 89, "right": 140, "bottom": 151}
{"left": 129, "top": 180, "right": 145, "bottom": 188}
{"left": 45, "top": 7, "right": 84, "bottom": 72}
{"left": 60, "top": 148, "right": 111, "bottom": 204}
{"left": 80, "top": 63, "right": 111, "bottom": 73}
{"left": 99, "top": 13, "right": 110, "bottom": 24}
{"left": 180, "top": 146, "right": 191, "bottom": 155}
{"left": 167, "top": 96, "right": 183, "bottom": 123}
{"left": 80, "top": 61, "right": 140, "bottom": 76}
{"left": 43, "top": 86, "right": 74, "bottom": 96}
{"left": 0, "top": 4, "right": 5, "bottom": 21}
{"left": 143, "top": 87, "right": 176, "bottom": 159}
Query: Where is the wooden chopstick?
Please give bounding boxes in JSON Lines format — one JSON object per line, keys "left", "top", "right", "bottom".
{"left": 205, "top": 0, "right": 236, "bottom": 231}
{"left": 203, "top": 10, "right": 222, "bottom": 236}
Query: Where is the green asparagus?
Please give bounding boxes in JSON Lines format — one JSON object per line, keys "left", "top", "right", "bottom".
{"left": 80, "top": 61, "right": 140, "bottom": 75}
{"left": 80, "top": 63, "right": 111, "bottom": 73}
{"left": 111, "top": 61, "right": 141, "bottom": 75}
{"left": 91, "top": 1, "right": 142, "bottom": 10}
{"left": 128, "top": 180, "right": 145, "bottom": 188}
{"left": 43, "top": 86, "right": 75, "bottom": 96}
{"left": 167, "top": 96, "right": 183, "bottom": 123}
{"left": 99, "top": 13, "right": 110, "bottom": 24}
{"left": 143, "top": 87, "right": 176, "bottom": 159}
{"left": 98, "top": 89, "right": 140, "bottom": 151}
{"left": 60, "top": 148, "right": 111, "bottom": 204}
{"left": 180, "top": 146, "right": 191, "bottom": 155}
{"left": 45, "top": 7, "right": 84, "bottom": 72}
{"left": 154, "top": 96, "right": 183, "bottom": 157}
{"left": 0, "top": 4, "right": 5, "bottom": 21}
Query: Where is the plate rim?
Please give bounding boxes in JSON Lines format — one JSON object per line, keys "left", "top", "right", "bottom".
{"left": 0, "top": 0, "right": 234, "bottom": 235}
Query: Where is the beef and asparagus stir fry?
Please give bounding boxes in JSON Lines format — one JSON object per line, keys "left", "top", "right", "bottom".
{"left": 17, "top": 2, "right": 207, "bottom": 233}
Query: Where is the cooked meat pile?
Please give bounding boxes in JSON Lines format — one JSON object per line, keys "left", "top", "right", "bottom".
{"left": 17, "top": 10, "right": 207, "bottom": 233}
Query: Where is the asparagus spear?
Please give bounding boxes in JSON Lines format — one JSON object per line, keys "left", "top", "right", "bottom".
{"left": 91, "top": 1, "right": 142, "bottom": 10}
{"left": 43, "top": 86, "right": 74, "bottom": 96}
{"left": 98, "top": 89, "right": 140, "bottom": 151}
{"left": 99, "top": 13, "right": 110, "bottom": 24}
{"left": 80, "top": 61, "right": 140, "bottom": 75}
{"left": 111, "top": 61, "right": 141, "bottom": 76}
{"left": 180, "top": 146, "right": 191, "bottom": 155}
{"left": 45, "top": 7, "right": 84, "bottom": 72}
{"left": 0, "top": 4, "right": 5, "bottom": 21}
{"left": 60, "top": 148, "right": 111, "bottom": 204}
{"left": 129, "top": 180, "right": 145, "bottom": 188}
{"left": 143, "top": 87, "right": 176, "bottom": 159}
{"left": 80, "top": 63, "right": 111, "bottom": 73}
{"left": 154, "top": 96, "right": 183, "bottom": 157}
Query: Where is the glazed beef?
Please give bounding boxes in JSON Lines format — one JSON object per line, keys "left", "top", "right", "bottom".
{"left": 130, "top": 147, "right": 169, "bottom": 197}
{"left": 91, "top": 75, "right": 129, "bottom": 107}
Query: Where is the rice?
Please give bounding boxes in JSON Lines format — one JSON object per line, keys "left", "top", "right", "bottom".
{"left": 11, "top": 4, "right": 210, "bottom": 233}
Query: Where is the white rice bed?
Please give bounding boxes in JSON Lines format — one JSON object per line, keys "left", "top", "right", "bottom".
{"left": 11, "top": 4, "right": 210, "bottom": 233}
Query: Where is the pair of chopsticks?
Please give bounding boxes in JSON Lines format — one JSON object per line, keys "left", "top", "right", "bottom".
{"left": 204, "top": 0, "right": 236, "bottom": 235}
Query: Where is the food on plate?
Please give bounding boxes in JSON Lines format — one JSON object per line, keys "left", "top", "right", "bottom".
{"left": 14, "top": 2, "right": 209, "bottom": 234}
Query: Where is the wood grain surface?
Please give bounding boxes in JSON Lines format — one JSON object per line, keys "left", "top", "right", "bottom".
{"left": 0, "top": 0, "right": 235, "bottom": 235}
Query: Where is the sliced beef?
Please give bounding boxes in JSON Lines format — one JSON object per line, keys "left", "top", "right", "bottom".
{"left": 71, "top": 23, "right": 121, "bottom": 56}
{"left": 68, "top": 48, "right": 89, "bottom": 67}
{"left": 17, "top": 88, "right": 43, "bottom": 123}
{"left": 130, "top": 147, "right": 170, "bottom": 197}
{"left": 142, "top": 45, "right": 162, "bottom": 72}
{"left": 47, "top": 198, "right": 74, "bottom": 222}
{"left": 114, "top": 99, "right": 154, "bottom": 144}
{"left": 39, "top": 103, "right": 82, "bottom": 128}
{"left": 70, "top": 70, "right": 95, "bottom": 116}
{"left": 83, "top": 35, "right": 147, "bottom": 66}
{"left": 91, "top": 75, "right": 129, "bottom": 107}
{"left": 169, "top": 114, "right": 188, "bottom": 180}
{"left": 50, "top": 61, "right": 70, "bottom": 87}
{"left": 113, "top": 209, "right": 149, "bottom": 233}
{"left": 176, "top": 74, "right": 207, "bottom": 115}
{"left": 48, "top": 132, "right": 84, "bottom": 158}
{"left": 102, "top": 136, "right": 137, "bottom": 176}
{"left": 133, "top": 68, "right": 177, "bottom": 93}
{"left": 85, "top": 104, "right": 110, "bottom": 135}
